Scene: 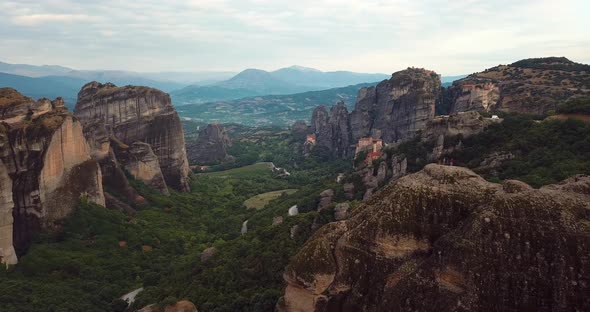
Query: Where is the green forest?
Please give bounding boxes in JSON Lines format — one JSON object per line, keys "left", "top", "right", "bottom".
{"left": 2, "top": 110, "right": 590, "bottom": 312}
{"left": 0, "top": 129, "right": 350, "bottom": 312}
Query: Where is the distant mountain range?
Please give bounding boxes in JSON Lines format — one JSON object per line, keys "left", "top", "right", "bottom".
{"left": 0, "top": 60, "right": 466, "bottom": 110}
{"left": 171, "top": 66, "right": 390, "bottom": 104}
{"left": 0, "top": 72, "right": 85, "bottom": 108}
{"left": 0, "top": 61, "right": 236, "bottom": 107}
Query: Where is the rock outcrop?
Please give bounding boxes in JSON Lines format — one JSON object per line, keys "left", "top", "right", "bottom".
{"left": 117, "top": 142, "right": 169, "bottom": 195}
{"left": 0, "top": 159, "right": 17, "bottom": 266}
{"left": 310, "top": 102, "right": 352, "bottom": 158}
{"left": 74, "top": 82, "right": 190, "bottom": 192}
{"left": 448, "top": 57, "right": 590, "bottom": 115}
{"left": 423, "top": 111, "right": 500, "bottom": 161}
{"left": 350, "top": 68, "right": 441, "bottom": 144}
{"left": 333, "top": 203, "right": 350, "bottom": 221}
{"left": 317, "top": 189, "right": 335, "bottom": 211}
{"left": 188, "top": 123, "right": 232, "bottom": 164}
{"left": 0, "top": 88, "right": 104, "bottom": 264}
{"left": 279, "top": 164, "right": 590, "bottom": 311}
{"left": 291, "top": 120, "right": 309, "bottom": 140}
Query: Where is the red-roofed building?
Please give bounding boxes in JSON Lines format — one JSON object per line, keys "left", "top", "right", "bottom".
{"left": 355, "top": 137, "right": 383, "bottom": 156}
{"left": 365, "top": 151, "right": 382, "bottom": 165}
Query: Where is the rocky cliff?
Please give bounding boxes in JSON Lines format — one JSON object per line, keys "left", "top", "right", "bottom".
{"left": 187, "top": 123, "right": 232, "bottom": 164}
{"left": 350, "top": 68, "right": 440, "bottom": 144}
{"left": 0, "top": 88, "right": 104, "bottom": 265}
{"left": 117, "top": 142, "right": 169, "bottom": 195}
{"left": 279, "top": 164, "right": 590, "bottom": 311}
{"left": 74, "top": 82, "right": 190, "bottom": 192}
{"left": 448, "top": 57, "right": 590, "bottom": 115}
{"left": 423, "top": 111, "right": 500, "bottom": 161}
{"left": 311, "top": 102, "right": 352, "bottom": 158}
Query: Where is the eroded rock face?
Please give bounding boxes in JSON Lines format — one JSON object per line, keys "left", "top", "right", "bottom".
{"left": 74, "top": 82, "right": 190, "bottom": 192}
{"left": 188, "top": 123, "right": 232, "bottom": 164}
{"left": 279, "top": 164, "right": 590, "bottom": 311}
{"left": 310, "top": 102, "right": 352, "bottom": 158}
{"left": 423, "top": 111, "right": 499, "bottom": 161}
{"left": 0, "top": 88, "right": 104, "bottom": 262}
{"left": 118, "top": 142, "right": 169, "bottom": 195}
{"left": 350, "top": 68, "right": 440, "bottom": 144}
{"left": 317, "top": 189, "right": 335, "bottom": 211}
{"left": 448, "top": 57, "right": 590, "bottom": 115}
{"left": 291, "top": 120, "right": 309, "bottom": 140}
{"left": 81, "top": 121, "right": 142, "bottom": 201}
{"left": 311, "top": 106, "right": 331, "bottom": 150}
{"left": 0, "top": 159, "right": 17, "bottom": 266}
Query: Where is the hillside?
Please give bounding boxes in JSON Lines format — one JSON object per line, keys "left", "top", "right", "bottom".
{"left": 448, "top": 57, "right": 590, "bottom": 115}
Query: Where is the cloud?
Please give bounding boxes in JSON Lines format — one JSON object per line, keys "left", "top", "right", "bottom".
{"left": 0, "top": 0, "right": 588, "bottom": 73}
{"left": 12, "top": 14, "right": 96, "bottom": 26}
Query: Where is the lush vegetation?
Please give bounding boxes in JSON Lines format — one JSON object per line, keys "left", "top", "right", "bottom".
{"left": 556, "top": 97, "right": 590, "bottom": 115}
{"left": 0, "top": 127, "right": 352, "bottom": 312}
{"left": 511, "top": 57, "right": 590, "bottom": 72}
{"left": 450, "top": 114, "right": 590, "bottom": 187}
{"left": 380, "top": 113, "right": 590, "bottom": 188}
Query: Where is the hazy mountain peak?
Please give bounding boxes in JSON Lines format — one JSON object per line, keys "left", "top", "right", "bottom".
{"left": 283, "top": 65, "right": 322, "bottom": 72}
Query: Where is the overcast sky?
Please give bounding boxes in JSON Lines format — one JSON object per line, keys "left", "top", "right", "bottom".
{"left": 1, "top": 0, "right": 589, "bottom": 75}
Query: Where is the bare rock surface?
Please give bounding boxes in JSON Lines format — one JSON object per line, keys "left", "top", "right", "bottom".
{"left": 279, "top": 164, "right": 590, "bottom": 311}
{"left": 350, "top": 68, "right": 441, "bottom": 144}
{"left": 0, "top": 88, "right": 104, "bottom": 263}
{"left": 74, "top": 82, "right": 190, "bottom": 192}
{"left": 187, "top": 123, "right": 232, "bottom": 164}
{"left": 310, "top": 102, "right": 352, "bottom": 158}
{"left": 448, "top": 57, "right": 590, "bottom": 115}
{"left": 118, "top": 142, "right": 169, "bottom": 195}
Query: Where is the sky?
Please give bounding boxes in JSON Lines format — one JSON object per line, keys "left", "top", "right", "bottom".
{"left": 0, "top": 0, "right": 589, "bottom": 75}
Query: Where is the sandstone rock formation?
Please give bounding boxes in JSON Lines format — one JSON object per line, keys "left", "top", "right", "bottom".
{"left": 0, "top": 159, "right": 17, "bottom": 266}
{"left": 350, "top": 68, "right": 441, "bottom": 144}
{"left": 474, "top": 151, "right": 516, "bottom": 177}
{"left": 342, "top": 183, "right": 354, "bottom": 200}
{"left": 74, "top": 82, "right": 190, "bottom": 192}
{"left": 291, "top": 120, "right": 309, "bottom": 140}
{"left": 310, "top": 102, "right": 352, "bottom": 158}
{"left": 80, "top": 121, "right": 141, "bottom": 202}
{"left": 423, "top": 111, "right": 500, "bottom": 161}
{"left": 317, "top": 189, "right": 334, "bottom": 211}
{"left": 333, "top": 203, "right": 350, "bottom": 221}
{"left": 0, "top": 88, "right": 104, "bottom": 264}
{"left": 188, "top": 123, "right": 232, "bottom": 164}
{"left": 279, "top": 164, "right": 590, "bottom": 311}
{"left": 117, "top": 142, "right": 169, "bottom": 195}
{"left": 448, "top": 57, "right": 590, "bottom": 115}
{"left": 391, "top": 155, "right": 408, "bottom": 181}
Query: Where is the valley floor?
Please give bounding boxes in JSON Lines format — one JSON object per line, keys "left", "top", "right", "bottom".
{"left": 0, "top": 130, "right": 350, "bottom": 312}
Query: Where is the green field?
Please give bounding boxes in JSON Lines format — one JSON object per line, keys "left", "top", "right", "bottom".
{"left": 200, "top": 162, "right": 273, "bottom": 178}
{"left": 243, "top": 189, "right": 298, "bottom": 209}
